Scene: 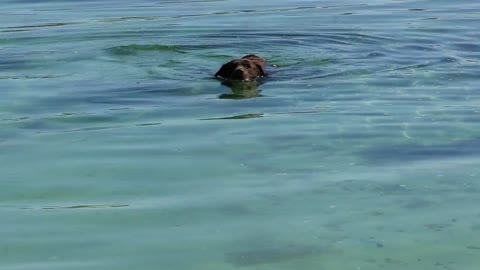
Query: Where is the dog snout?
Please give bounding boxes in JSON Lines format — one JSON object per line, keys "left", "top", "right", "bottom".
{"left": 232, "top": 68, "right": 246, "bottom": 80}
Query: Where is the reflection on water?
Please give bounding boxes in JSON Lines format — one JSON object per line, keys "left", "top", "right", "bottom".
{"left": 1, "top": 0, "right": 480, "bottom": 269}
{"left": 218, "top": 80, "right": 263, "bottom": 99}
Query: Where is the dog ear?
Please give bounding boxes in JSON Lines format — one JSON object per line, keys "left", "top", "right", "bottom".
{"left": 254, "top": 62, "right": 268, "bottom": 77}
{"left": 215, "top": 61, "right": 235, "bottom": 78}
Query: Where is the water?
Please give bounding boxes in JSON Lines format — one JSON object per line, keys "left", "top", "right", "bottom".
{"left": 1, "top": 0, "right": 480, "bottom": 269}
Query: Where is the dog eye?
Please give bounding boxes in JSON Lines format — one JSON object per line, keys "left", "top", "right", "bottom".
{"left": 240, "top": 60, "right": 251, "bottom": 68}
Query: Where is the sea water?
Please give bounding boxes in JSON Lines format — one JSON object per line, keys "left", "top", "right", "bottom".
{"left": 1, "top": 0, "right": 480, "bottom": 269}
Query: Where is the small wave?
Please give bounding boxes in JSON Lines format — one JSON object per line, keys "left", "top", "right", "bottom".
{"left": 21, "top": 204, "right": 129, "bottom": 210}
{"left": 107, "top": 44, "right": 187, "bottom": 55}
{"left": 199, "top": 113, "right": 263, "bottom": 120}
{"left": 2, "top": 22, "right": 82, "bottom": 32}
{"left": 0, "top": 74, "right": 70, "bottom": 80}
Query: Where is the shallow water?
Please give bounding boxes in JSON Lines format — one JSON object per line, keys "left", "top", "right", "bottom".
{"left": 1, "top": 0, "right": 480, "bottom": 269}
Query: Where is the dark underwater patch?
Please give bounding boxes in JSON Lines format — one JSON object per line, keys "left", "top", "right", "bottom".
{"left": 225, "top": 244, "right": 319, "bottom": 266}
{"left": 359, "top": 140, "right": 480, "bottom": 164}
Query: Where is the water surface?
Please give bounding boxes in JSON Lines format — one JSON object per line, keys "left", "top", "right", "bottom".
{"left": 2, "top": 0, "right": 480, "bottom": 269}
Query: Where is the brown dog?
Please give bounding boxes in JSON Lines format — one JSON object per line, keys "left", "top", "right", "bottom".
{"left": 215, "top": 55, "right": 268, "bottom": 81}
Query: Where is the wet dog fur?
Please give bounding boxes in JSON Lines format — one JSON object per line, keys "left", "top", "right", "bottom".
{"left": 214, "top": 55, "right": 268, "bottom": 82}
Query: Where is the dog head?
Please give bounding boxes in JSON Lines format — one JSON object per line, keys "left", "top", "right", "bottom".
{"left": 215, "top": 55, "right": 268, "bottom": 81}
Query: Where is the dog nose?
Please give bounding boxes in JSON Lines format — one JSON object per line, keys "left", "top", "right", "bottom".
{"left": 232, "top": 68, "right": 245, "bottom": 80}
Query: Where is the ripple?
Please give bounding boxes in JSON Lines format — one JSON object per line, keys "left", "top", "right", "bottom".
{"left": 383, "top": 56, "right": 459, "bottom": 73}
{"left": 107, "top": 44, "right": 187, "bottom": 55}
{"left": 360, "top": 140, "right": 480, "bottom": 164}
{"left": 4, "top": 22, "right": 80, "bottom": 30}
{"left": 0, "top": 58, "right": 30, "bottom": 71}
{"left": 398, "top": 44, "right": 438, "bottom": 52}
{"left": 0, "top": 74, "right": 70, "bottom": 80}
{"left": 21, "top": 204, "right": 129, "bottom": 210}
{"left": 199, "top": 113, "right": 264, "bottom": 120}
{"left": 135, "top": 122, "right": 162, "bottom": 127}
{"left": 452, "top": 43, "right": 480, "bottom": 52}
{"left": 367, "top": 52, "right": 386, "bottom": 58}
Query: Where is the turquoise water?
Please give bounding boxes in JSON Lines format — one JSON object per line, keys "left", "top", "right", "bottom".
{"left": 2, "top": 0, "right": 480, "bottom": 269}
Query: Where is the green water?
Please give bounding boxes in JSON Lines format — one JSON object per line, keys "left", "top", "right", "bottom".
{"left": 2, "top": 0, "right": 480, "bottom": 269}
